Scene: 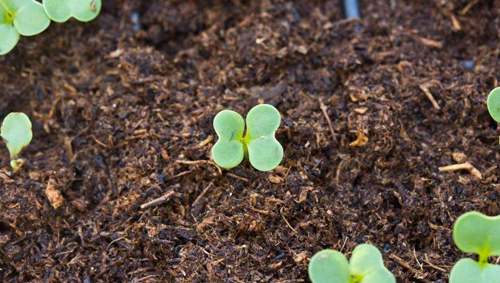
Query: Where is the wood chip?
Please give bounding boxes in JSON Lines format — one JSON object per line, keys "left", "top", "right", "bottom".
{"left": 439, "top": 162, "right": 482, "bottom": 179}
{"left": 293, "top": 251, "right": 308, "bottom": 263}
{"left": 417, "top": 36, "right": 443, "bottom": 49}
{"left": 450, "top": 14, "right": 461, "bottom": 32}
{"left": 45, "top": 178, "right": 64, "bottom": 209}
{"left": 268, "top": 175, "right": 283, "bottom": 184}
{"left": 349, "top": 129, "right": 368, "bottom": 147}
{"left": 354, "top": 107, "right": 368, "bottom": 114}
{"left": 452, "top": 152, "right": 467, "bottom": 163}
{"left": 295, "top": 45, "right": 308, "bottom": 55}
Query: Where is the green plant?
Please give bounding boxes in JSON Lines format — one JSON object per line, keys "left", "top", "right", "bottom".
{"left": 308, "top": 244, "right": 395, "bottom": 283}
{"left": 487, "top": 87, "right": 500, "bottom": 123}
{"left": 450, "top": 211, "right": 500, "bottom": 283}
{"left": 211, "top": 104, "right": 283, "bottom": 171}
{"left": 0, "top": 0, "right": 50, "bottom": 55}
{"left": 0, "top": 0, "right": 101, "bottom": 55}
{"left": 1, "top": 112, "right": 32, "bottom": 172}
{"left": 43, "top": 0, "right": 101, "bottom": 23}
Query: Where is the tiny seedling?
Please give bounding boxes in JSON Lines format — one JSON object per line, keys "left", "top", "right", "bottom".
{"left": 43, "top": 0, "right": 101, "bottom": 23}
{"left": 1, "top": 112, "right": 32, "bottom": 172}
{"left": 0, "top": 0, "right": 50, "bottom": 55}
{"left": 211, "top": 104, "right": 283, "bottom": 171}
{"left": 487, "top": 87, "right": 500, "bottom": 123}
{"left": 450, "top": 211, "right": 500, "bottom": 283}
{"left": 308, "top": 244, "right": 395, "bottom": 283}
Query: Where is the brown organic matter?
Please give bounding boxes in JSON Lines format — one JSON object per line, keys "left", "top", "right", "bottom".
{"left": 0, "top": 0, "right": 499, "bottom": 282}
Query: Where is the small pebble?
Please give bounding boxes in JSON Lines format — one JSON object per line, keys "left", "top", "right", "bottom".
{"left": 131, "top": 11, "right": 141, "bottom": 31}
{"left": 460, "top": 59, "right": 475, "bottom": 71}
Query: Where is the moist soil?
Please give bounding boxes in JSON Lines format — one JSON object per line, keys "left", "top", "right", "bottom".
{"left": 0, "top": 0, "right": 499, "bottom": 282}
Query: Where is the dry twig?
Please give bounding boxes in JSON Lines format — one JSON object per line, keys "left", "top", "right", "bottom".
{"left": 438, "top": 162, "right": 482, "bottom": 179}
{"left": 389, "top": 254, "right": 429, "bottom": 281}
{"left": 140, "top": 190, "right": 176, "bottom": 209}
{"left": 419, "top": 83, "right": 441, "bottom": 110}
{"left": 318, "top": 98, "right": 335, "bottom": 140}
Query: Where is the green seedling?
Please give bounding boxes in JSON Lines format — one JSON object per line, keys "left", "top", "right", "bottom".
{"left": 0, "top": 0, "right": 50, "bottom": 55}
{"left": 450, "top": 211, "right": 500, "bottom": 283}
{"left": 43, "top": 0, "right": 101, "bottom": 23}
{"left": 211, "top": 104, "right": 283, "bottom": 171}
{"left": 308, "top": 244, "right": 395, "bottom": 283}
{"left": 0, "top": 112, "right": 32, "bottom": 172}
{"left": 487, "top": 87, "right": 500, "bottom": 121}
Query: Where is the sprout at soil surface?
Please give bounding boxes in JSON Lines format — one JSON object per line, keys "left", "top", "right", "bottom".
{"left": 1, "top": 112, "right": 32, "bottom": 172}
{"left": 450, "top": 211, "right": 500, "bottom": 283}
{"left": 211, "top": 104, "right": 283, "bottom": 171}
{"left": 0, "top": 0, "right": 50, "bottom": 55}
{"left": 487, "top": 87, "right": 500, "bottom": 123}
{"left": 308, "top": 244, "right": 395, "bottom": 283}
{"left": 43, "top": 0, "right": 101, "bottom": 23}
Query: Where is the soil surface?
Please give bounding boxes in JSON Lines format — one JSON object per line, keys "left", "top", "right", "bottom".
{"left": 0, "top": 0, "right": 499, "bottom": 282}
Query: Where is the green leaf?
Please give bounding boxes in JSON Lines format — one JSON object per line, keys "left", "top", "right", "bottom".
{"left": 0, "top": 24, "right": 19, "bottom": 55}
{"left": 487, "top": 87, "right": 500, "bottom": 123}
{"left": 308, "top": 249, "right": 350, "bottom": 283}
{"left": 0, "top": 0, "right": 17, "bottom": 55}
{"left": 43, "top": 0, "right": 101, "bottom": 23}
{"left": 450, "top": 258, "right": 500, "bottom": 283}
{"left": 246, "top": 104, "right": 283, "bottom": 171}
{"left": 13, "top": 0, "right": 50, "bottom": 36}
{"left": 1, "top": 112, "right": 32, "bottom": 159}
{"left": 349, "top": 244, "right": 395, "bottom": 283}
{"left": 247, "top": 135, "right": 283, "bottom": 171}
{"left": 246, "top": 104, "right": 281, "bottom": 138}
{"left": 211, "top": 110, "right": 245, "bottom": 169}
{"left": 453, "top": 211, "right": 500, "bottom": 258}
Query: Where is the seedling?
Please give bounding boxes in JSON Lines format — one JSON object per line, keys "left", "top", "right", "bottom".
{"left": 211, "top": 104, "right": 283, "bottom": 171}
{"left": 308, "top": 244, "right": 395, "bottom": 283}
{"left": 43, "top": 0, "right": 101, "bottom": 23}
{"left": 450, "top": 211, "right": 500, "bottom": 283}
{"left": 1, "top": 112, "right": 32, "bottom": 172}
{"left": 487, "top": 87, "right": 500, "bottom": 122}
{"left": 0, "top": 0, "right": 50, "bottom": 55}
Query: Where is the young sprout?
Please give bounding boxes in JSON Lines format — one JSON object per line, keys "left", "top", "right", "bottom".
{"left": 43, "top": 0, "right": 101, "bottom": 23}
{"left": 211, "top": 104, "right": 283, "bottom": 171}
{"left": 0, "top": 0, "right": 50, "bottom": 55}
{"left": 308, "top": 244, "right": 395, "bottom": 283}
{"left": 1, "top": 112, "right": 33, "bottom": 172}
{"left": 450, "top": 211, "right": 500, "bottom": 283}
{"left": 487, "top": 87, "right": 500, "bottom": 122}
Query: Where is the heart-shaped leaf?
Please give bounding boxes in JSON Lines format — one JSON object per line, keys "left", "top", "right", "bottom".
{"left": 43, "top": 0, "right": 101, "bottom": 23}
{"left": 211, "top": 110, "right": 245, "bottom": 169}
{"left": 450, "top": 258, "right": 500, "bottom": 283}
{"left": 247, "top": 135, "right": 283, "bottom": 171}
{"left": 1, "top": 112, "right": 32, "bottom": 159}
{"left": 309, "top": 245, "right": 395, "bottom": 283}
{"left": 13, "top": 0, "right": 50, "bottom": 36}
{"left": 349, "top": 244, "right": 396, "bottom": 283}
{"left": 308, "top": 249, "right": 350, "bottom": 283}
{"left": 453, "top": 211, "right": 500, "bottom": 258}
{"left": 246, "top": 104, "right": 283, "bottom": 171}
{"left": 0, "top": 0, "right": 49, "bottom": 54}
{"left": 0, "top": 14, "right": 19, "bottom": 55}
{"left": 487, "top": 87, "right": 500, "bottom": 123}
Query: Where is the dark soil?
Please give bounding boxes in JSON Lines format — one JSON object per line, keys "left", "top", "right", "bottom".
{"left": 0, "top": 0, "right": 499, "bottom": 282}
